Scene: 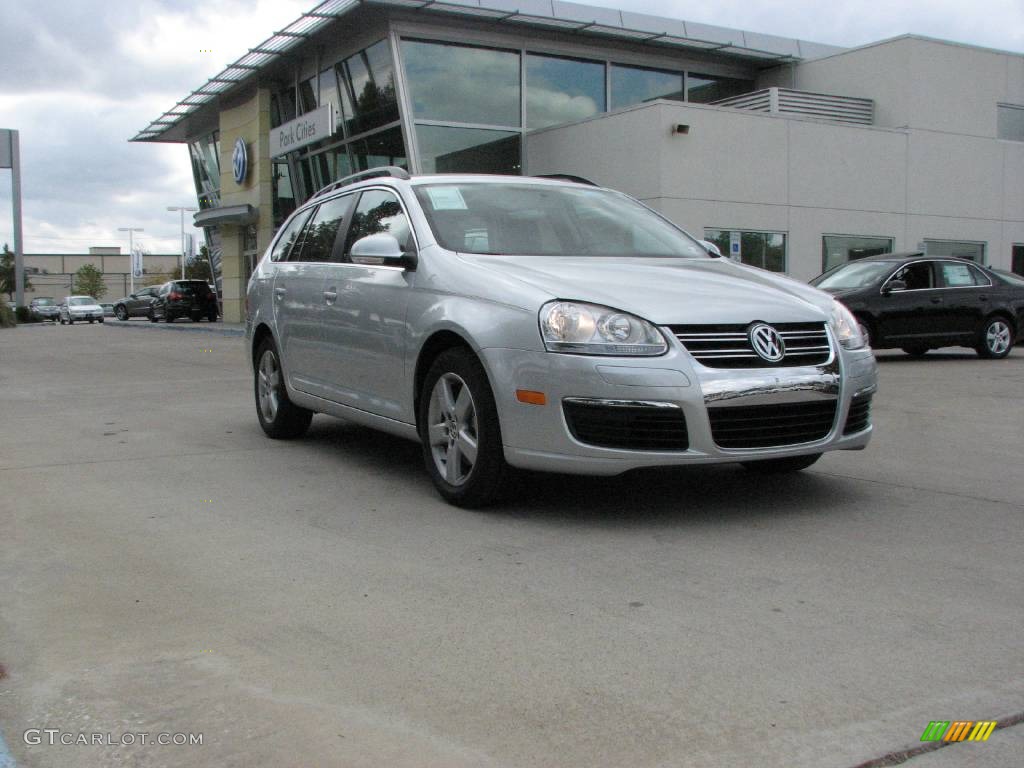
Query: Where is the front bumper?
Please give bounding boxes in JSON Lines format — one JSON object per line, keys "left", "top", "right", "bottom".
{"left": 69, "top": 311, "right": 104, "bottom": 321}
{"left": 482, "top": 337, "right": 877, "bottom": 476}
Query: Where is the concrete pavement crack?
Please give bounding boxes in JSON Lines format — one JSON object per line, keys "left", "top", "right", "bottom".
{"left": 846, "top": 711, "right": 1024, "bottom": 767}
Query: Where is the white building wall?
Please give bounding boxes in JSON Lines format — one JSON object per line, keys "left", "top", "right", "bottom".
{"left": 525, "top": 97, "right": 1023, "bottom": 279}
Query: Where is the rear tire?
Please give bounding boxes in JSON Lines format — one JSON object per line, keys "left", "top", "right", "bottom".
{"left": 902, "top": 345, "right": 928, "bottom": 357}
{"left": 976, "top": 316, "right": 1013, "bottom": 359}
{"left": 254, "top": 338, "right": 313, "bottom": 439}
{"left": 115, "top": 305, "right": 128, "bottom": 321}
{"left": 742, "top": 453, "right": 822, "bottom": 473}
{"left": 148, "top": 310, "right": 157, "bottom": 323}
{"left": 418, "top": 348, "right": 510, "bottom": 508}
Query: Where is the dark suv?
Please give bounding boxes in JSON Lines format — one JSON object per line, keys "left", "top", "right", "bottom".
{"left": 149, "top": 280, "right": 219, "bottom": 323}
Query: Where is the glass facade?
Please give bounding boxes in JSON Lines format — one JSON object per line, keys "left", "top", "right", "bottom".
{"left": 611, "top": 65, "right": 684, "bottom": 110}
{"left": 822, "top": 234, "right": 893, "bottom": 271}
{"left": 188, "top": 132, "right": 221, "bottom": 210}
{"left": 526, "top": 54, "right": 605, "bottom": 130}
{"left": 923, "top": 239, "right": 986, "bottom": 263}
{"left": 997, "top": 104, "right": 1024, "bottom": 142}
{"left": 687, "top": 73, "right": 756, "bottom": 103}
{"left": 705, "top": 229, "right": 787, "bottom": 272}
{"left": 402, "top": 41, "right": 521, "bottom": 127}
{"left": 416, "top": 126, "right": 520, "bottom": 174}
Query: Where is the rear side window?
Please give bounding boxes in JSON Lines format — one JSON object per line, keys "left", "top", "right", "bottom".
{"left": 343, "top": 189, "right": 414, "bottom": 257}
{"left": 940, "top": 262, "right": 990, "bottom": 287}
{"left": 270, "top": 208, "right": 313, "bottom": 262}
{"left": 290, "top": 194, "right": 354, "bottom": 262}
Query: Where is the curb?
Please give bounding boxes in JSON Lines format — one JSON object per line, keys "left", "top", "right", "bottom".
{"left": 102, "top": 321, "right": 245, "bottom": 337}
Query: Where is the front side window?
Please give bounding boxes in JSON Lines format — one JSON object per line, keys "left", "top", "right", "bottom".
{"left": 344, "top": 190, "right": 414, "bottom": 256}
{"left": 888, "top": 262, "right": 935, "bottom": 290}
{"left": 415, "top": 183, "right": 707, "bottom": 258}
{"left": 270, "top": 208, "right": 313, "bottom": 262}
{"left": 526, "top": 54, "right": 605, "bottom": 130}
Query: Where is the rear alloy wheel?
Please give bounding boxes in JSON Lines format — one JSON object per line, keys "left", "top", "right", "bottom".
{"left": 419, "top": 348, "right": 510, "bottom": 508}
{"left": 902, "top": 345, "right": 929, "bottom": 357}
{"left": 254, "top": 339, "right": 313, "bottom": 439}
{"left": 742, "top": 453, "right": 822, "bottom": 473}
{"left": 976, "top": 317, "right": 1013, "bottom": 359}
{"left": 115, "top": 305, "right": 128, "bottom": 321}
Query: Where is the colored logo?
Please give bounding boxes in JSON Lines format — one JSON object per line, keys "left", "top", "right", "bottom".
{"left": 232, "top": 138, "right": 248, "bottom": 185}
{"left": 920, "top": 721, "right": 997, "bottom": 742}
{"left": 749, "top": 323, "right": 785, "bottom": 362}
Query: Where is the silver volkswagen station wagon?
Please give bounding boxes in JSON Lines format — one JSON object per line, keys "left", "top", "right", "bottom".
{"left": 247, "top": 169, "right": 877, "bottom": 507}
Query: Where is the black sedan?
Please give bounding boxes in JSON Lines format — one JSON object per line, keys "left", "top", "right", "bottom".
{"left": 811, "top": 252, "right": 1023, "bottom": 359}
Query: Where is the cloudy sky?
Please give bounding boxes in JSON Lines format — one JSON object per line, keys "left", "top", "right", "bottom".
{"left": 0, "top": 0, "right": 1021, "bottom": 255}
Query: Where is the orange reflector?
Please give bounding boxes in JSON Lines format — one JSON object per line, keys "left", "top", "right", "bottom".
{"left": 516, "top": 389, "right": 547, "bottom": 405}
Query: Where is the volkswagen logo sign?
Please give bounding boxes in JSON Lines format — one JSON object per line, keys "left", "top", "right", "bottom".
{"left": 232, "top": 138, "right": 248, "bottom": 185}
{"left": 749, "top": 323, "right": 786, "bottom": 362}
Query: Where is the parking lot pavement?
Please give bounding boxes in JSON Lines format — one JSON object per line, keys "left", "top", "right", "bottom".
{"left": 0, "top": 325, "right": 1021, "bottom": 768}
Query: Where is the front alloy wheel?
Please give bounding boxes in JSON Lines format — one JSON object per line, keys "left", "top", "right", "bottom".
{"left": 419, "top": 348, "right": 509, "bottom": 507}
{"left": 977, "top": 317, "right": 1013, "bottom": 359}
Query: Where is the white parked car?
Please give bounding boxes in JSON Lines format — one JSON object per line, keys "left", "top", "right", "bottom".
{"left": 59, "top": 296, "right": 105, "bottom": 324}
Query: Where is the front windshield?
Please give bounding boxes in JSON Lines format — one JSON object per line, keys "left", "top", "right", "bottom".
{"left": 69, "top": 297, "right": 95, "bottom": 306}
{"left": 812, "top": 261, "right": 895, "bottom": 290}
{"left": 33, "top": 298, "right": 55, "bottom": 306}
{"left": 414, "top": 183, "right": 708, "bottom": 258}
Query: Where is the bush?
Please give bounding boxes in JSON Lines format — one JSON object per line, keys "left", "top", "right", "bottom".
{"left": 0, "top": 297, "right": 15, "bottom": 328}
{"left": 15, "top": 306, "right": 32, "bottom": 323}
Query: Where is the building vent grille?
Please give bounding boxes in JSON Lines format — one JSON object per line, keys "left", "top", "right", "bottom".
{"left": 712, "top": 87, "right": 874, "bottom": 125}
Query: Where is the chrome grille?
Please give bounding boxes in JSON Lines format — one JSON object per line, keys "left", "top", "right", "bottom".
{"left": 670, "top": 323, "right": 831, "bottom": 368}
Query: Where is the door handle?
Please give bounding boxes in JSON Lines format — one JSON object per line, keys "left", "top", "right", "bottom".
{"left": 978, "top": 295, "right": 989, "bottom": 302}
{"left": 323, "top": 289, "right": 338, "bottom": 304}
{"left": 273, "top": 287, "right": 286, "bottom": 299}
{"left": 930, "top": 296, "right": 941, "bottom": 304}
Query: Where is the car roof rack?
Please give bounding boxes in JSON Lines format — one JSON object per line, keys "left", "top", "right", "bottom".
{"left": 310, "top": 166, "right": 411, "bottom": 201}
{"left": 533, "top": 173, "right": 598, "bottom": 187}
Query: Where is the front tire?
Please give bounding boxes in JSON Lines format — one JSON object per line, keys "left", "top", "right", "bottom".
{"left": 976, "top": 316, "right": 1013, "bottom": 359}
{"left": 254, "top": 339, "right": 313, "bottom": 439}
{"left": 742, "top": 453, "right": 822, "bottom": 473}
{"left": 418, "top": 348, "right": 510, "bottom": 508}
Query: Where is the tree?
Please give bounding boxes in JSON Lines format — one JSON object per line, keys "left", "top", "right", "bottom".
{"left": 0, "top": 243, "right": 32, "bottom": 302}
{"left": 73, "top": 263, "right": 107, "bottom": 299}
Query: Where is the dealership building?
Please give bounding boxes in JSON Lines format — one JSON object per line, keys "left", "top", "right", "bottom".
{"left": 132, "top": 0, "right": 1024, "bottom": 323}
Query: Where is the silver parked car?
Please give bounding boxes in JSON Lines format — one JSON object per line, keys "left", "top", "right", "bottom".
{"left": 247, "top": 170, "right": 877, "bottom": 507}
{"left": 59, "top": 296, "right": 105, "bottom": 325}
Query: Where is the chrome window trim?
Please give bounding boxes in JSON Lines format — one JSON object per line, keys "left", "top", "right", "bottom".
{"left": 879, "top": 258, "right": 993, "bottom": 294}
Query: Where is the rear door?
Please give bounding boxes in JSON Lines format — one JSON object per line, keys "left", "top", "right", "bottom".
{"left": 319, "top": 188, "right": 416, "bottom": 420}
{"left": 935, "top": 261, "right": 992, "bottom": 339}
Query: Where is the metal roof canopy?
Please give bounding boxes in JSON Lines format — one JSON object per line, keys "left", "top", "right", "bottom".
{"left": 131, "top": 0, "right": 843, "bottom": 143}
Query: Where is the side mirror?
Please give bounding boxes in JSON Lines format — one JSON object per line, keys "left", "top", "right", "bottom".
{"left": 349, "top": 233, "right": 415, "bottom": 268}
{"left": 699, "top": 239, "right": 723, "bottom": 258}
{"left": 883, "top": 279, "right": 907, "bottom": 295}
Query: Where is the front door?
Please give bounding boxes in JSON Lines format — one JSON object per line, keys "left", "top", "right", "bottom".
{"left": 319, "top": 188, "right": 415, "bottom": 421}
{"left": 876, "top": 261, "right": 945, "bottom": 344}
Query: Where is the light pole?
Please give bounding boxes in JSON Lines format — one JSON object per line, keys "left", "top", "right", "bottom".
{"left": 167, "top": 206, "right": 198, "bottom": 279}
{"left": 117, "top": 227, "right": 144, "bottom": 294}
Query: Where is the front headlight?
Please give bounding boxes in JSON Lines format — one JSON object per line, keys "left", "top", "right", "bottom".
{"left": 539, "top": 301, "right": 667, "bottom": 356}
{"left": 829, "top": 301, "right": 866, "bottom": 350}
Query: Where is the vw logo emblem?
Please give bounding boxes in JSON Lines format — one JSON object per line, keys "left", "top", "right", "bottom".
{"left": 232, "top": 138, "right": 248, "bottom": 185}
{"left": 749, "top": 323, "right": 786, "bottom": 362}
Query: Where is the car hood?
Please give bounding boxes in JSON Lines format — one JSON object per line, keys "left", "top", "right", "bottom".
{"left": 461, "top": 255, "right": 834, "bottom": 325}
